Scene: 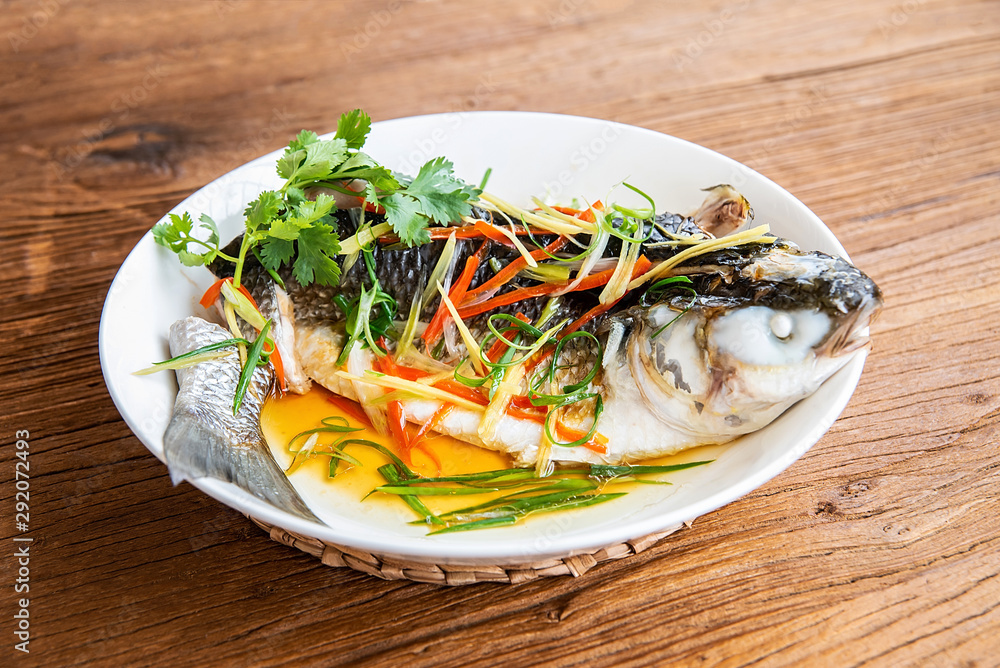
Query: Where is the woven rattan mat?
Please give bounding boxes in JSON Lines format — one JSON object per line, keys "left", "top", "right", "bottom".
{"left": 250, "top": 516, "right": 683, "bottom": 585}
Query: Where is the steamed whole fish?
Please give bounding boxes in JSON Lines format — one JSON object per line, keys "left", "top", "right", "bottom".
{"left": 193, "top": 193, "right": 882, "bottom": 468}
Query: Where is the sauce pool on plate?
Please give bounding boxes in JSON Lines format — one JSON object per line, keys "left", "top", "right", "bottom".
{"left": 261, "top": 385, "right": 729, "bottom": 528}
{"left": 261, "top": 386, "right": 515, "bottom": 518}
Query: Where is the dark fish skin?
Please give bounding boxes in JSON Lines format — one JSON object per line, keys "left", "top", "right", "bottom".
{"left": 163, "top": 316, "right": 319, "bottom": 522}
{"left": 651, "top": 241, "right": 883, "bottom": 327}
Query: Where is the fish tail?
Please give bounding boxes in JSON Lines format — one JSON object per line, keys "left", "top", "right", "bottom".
{"left": 164, "top": 413, "right": 320, "bottom": 522}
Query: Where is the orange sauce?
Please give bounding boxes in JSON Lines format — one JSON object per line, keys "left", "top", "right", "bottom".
{"left": 260, "top": 385, "right": 727, "bottom": 524}
{"left": 261, "top": 385, "right": 514, "bottom": 518}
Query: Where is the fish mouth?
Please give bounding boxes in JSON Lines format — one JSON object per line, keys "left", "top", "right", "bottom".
{"left": 818, "top": 298, "right": 882, "bottom": 358}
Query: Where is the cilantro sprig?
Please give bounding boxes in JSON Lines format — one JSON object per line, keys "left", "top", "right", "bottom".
{"left": 154, "top": 108, "right": 481, "bottom": 290}
{"left": 152, "top": 212, "right": 234, "bottom": 267}
{"left": 381, "top": 157, "right": 480, "bottom": 246}
{"left": 150, "top": 108, "right": 482, "bottom": 408}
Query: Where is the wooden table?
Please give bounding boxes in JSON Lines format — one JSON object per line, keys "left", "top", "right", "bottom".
{"left": 3, "top": 0, "right": 998, "bottom": 664}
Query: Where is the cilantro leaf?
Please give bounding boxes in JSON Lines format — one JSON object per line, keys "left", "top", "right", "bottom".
{"left": 259, "top": 237, "right": 295, "bottom": 270}
{"left": 335, "top": 109, "right": 372, "bottom": 150}
{"left": 380, "top": 193, "right": 428, "bottom": 246}
{"left": 277, "top": 147, "right": 303, "bottom": 180}
{"left": 296, "top": 138, "right": 348, "bottom": 182}
{"left": 268, "top": 215, "right": 312, "bottom": 241}
{"left": 378, "top": 158, "right": 480, "bottom": 245}
{"left": 289, "top": 130, "right": 319, "bottom": 152}
{"left": 244, "top": 191, "right": 282, "bottom": 233}
{"left": 198, "top": 213, "right": 220, "bottom": 247}
{"left": 269, "top": 193, "right": 337, "bottom": 240}
{"left": 177, "top": 249, "right": 209, "bottom": 267}
{"left": 152, "top": 212, "right": 225, "bottom": 266}
{"left": 152, "top": 211, "right": 192, "bottom": 247}
{"left": 295, "top": 192, "right": 337, "bottom": 223}
{"left": 285, "top": 186, "right": 306, "bottom": 205}
{"left": 330, "top": 152, "right": 399, "bottom": 192}
{"left": 406, "top": 157, "right": 480, "bottom": 222}
{"left": 278, "top": 134, "right": 350, "bottom": 186}
{"left": 293, "top": 223, "right": 342, "bottom": 286}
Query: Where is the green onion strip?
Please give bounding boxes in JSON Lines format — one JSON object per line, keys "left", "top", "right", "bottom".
{"left": 132, "top": 337, "right": 252, "bottom": 375}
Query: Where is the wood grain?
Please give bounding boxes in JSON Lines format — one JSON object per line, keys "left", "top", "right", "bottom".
{"left": 1, "top": 0, "right": 998, "bottom": 665}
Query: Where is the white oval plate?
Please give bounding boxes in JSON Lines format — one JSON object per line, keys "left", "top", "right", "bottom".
{"left": 100, "top": 112, "right": 866, "bottom": 565}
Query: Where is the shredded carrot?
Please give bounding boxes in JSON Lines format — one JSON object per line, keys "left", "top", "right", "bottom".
{"left": 484, "top": 312, "right": 530, "bottom": 362}
{"left": 412, "top": 440, "right": 442, "bottom": 473}
{"left": 545, "top": 200, "right": 604, "bottom": 223}
{"left": 202, "top": 276, "right": 261, "bottom": 311}
{"left": 535, "top": 200, "right": 604, "bottom": 223}
{"left": 561, "top": 302, "right": 617, "bottom": 338}
{"left": 432, "top": 379, "right": 489, "bottom": 407}
{"left": 461, "top": 235, "right": 569, "bottom": 304}
{"left": 374, "top": 344, "right": 430, "bottom": 382}
{"left": 508, "top": 395, "right": 535, "bottom": 410}
{"left": 386, "top": 400, "right": 412, "bottom": 463}
{"left": 472, "top": 220, "right": 517, "bottom": 246}
{"left": 567, "top": 254, "right": 652, "bottom": 292}
{"left": 458, "top": 253, "right": 651, "bottom": 320}
{"left": 410, "top": 403, "right": 455, "bottom": 449}
{"left": 381, "top": 361, "right": 428, "bottom": 382}
{"left": 507, "top": 406, "right": 547, "bottom": 424}
{"left": 199, "top": 277, "right": 228, "bottom": 309}
{"left": 421, "top": 240, "right": 488, "bottom": 347}
{"left": 264, "top": 340, "right": 287, "bottom": 392}
{"left": 554, "top": 421, "right": 609, "bottom": 455}
{"left": 485, "top": 334, "right": 514, "bottom": 363}
{"left": 457, "top": 284, "right": 557, "bottom": 320}
{"left": 326, "top": 394, "right": 373, "bottom": 427}
{"left": 370, "top": 347, "right": 445, "bottom": 469}
{"left": 548, "top": 205, "right": 583, "bottom": 217}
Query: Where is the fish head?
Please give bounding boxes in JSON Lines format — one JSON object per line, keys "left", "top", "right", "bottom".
{"left": 621, "top": 242, "right": 883, "bottom": 439}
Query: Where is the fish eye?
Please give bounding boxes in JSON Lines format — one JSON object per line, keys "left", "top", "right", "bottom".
{"left": 769, "top": 313, "right": 793, "bottom": 340}
{"left": 709, "top": 307, "right": 831, "bottom": 366}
